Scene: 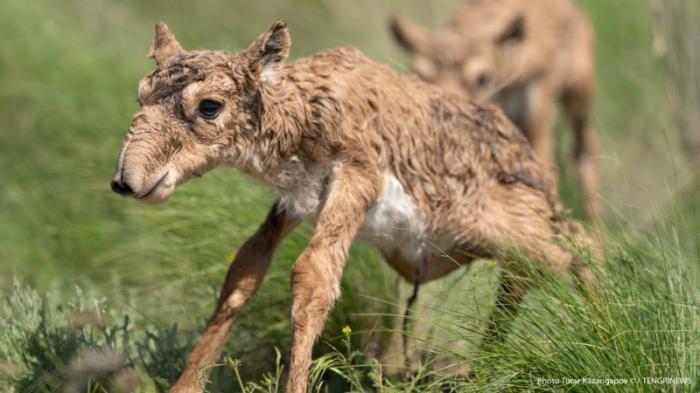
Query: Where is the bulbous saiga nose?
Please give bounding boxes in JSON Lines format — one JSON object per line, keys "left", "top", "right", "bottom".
{"left": 110, "top": 179, "right": 134, "bottom": 197}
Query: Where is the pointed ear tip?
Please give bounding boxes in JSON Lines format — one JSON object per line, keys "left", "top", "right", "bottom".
{"left": 389, "top": 17, "right": 404, "bottom": 32}
{"left": 271, "top": 20, "right": 288, "bottom": 30}
{"left": 150, "top": 21, "right": 185, "bottom": 64}
{"left": 390, "top": 16, "right": 421, "bottom": 36}
{"left": 390, "top": 17, "right": 417, "bottom": 44}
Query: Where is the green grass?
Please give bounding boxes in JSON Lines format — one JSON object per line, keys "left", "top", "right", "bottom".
{"left": 0, "top": 0, "right": 698, "bottom": 392}
{"left": 2, "top": 233, "right": 697, "bottom": 392}
{"left": 307, "top": 234, "right": 699, "bottom": 393}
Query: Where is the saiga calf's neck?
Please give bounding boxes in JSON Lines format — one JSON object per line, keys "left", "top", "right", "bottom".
{"left": 234, "top": 63, "right": 351, "bottom": 191}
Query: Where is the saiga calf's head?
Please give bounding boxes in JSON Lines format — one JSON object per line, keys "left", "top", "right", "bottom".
{"left": 110, "top": 21, "right": 290, "bottom": 203}
{"left": 390, "top": 10, "right": 525, "bottom": 100}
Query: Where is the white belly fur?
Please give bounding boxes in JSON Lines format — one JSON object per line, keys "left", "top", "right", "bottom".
{"left": 278, "top": 170, "right": 429, "bottom": 268}
{"left": 357, "top": 172, "right": 427, "bottom": 264}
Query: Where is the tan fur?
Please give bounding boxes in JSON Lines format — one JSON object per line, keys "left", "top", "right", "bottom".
{"left": 110, "top": 21, "right": 594, "bottom": 393}
{"left": 391, "top": 0, "right": 601, "bottom": 220}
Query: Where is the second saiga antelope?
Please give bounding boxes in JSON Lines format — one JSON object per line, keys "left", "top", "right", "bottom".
{"left": 110, "top": 21, "right": 594, "bottom": 393}
{"left": 391, "top": 0, "right": 601, "bottom": 220}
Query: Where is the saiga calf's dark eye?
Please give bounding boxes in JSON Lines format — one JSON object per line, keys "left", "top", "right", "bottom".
{"left": 477, "top": 74, "right": 491, "bottom": 88}
{"left": 198, "top": 99, "right": 223, "bottom": 119}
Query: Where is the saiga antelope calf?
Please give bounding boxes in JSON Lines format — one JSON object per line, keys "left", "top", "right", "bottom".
{"left": 391, "top": 0, "right": 601, "bottom": 220}
{"left": 110, "top": 21, "right": 593, "bottom": 393}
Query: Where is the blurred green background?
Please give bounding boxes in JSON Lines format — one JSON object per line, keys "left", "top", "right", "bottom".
{"left": 0, "top": 0, "right": 698, "bottom": 391}
{"left": 0, "top": 0, "right": 685, "bottom": 292}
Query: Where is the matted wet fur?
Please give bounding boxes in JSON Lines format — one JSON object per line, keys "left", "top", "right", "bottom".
{"left": 391, "top": 0, "right": 601, "bottom": 220}
{"left": 110, "top": 21, "right": 594, "bottom": 393}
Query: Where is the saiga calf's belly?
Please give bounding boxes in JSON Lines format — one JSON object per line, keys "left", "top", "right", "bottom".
{"left": 357, "top": 172, "right": 464, "bottom": 282}
{"left": 279, "top": 170, "right": 464, "bottom": 283}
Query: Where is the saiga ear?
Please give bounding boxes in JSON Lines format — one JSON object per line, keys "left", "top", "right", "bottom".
{"left": 245, "top": 20, "right": 291, "bottom": 83}
{"left": 389, "top": 16, "right": 428, "bottom": 53}
{"left": 149, "top": 22, "right": 185, "bottom": 66}
{"left": 498, "top": 15, "right": 526, "bottom": 46}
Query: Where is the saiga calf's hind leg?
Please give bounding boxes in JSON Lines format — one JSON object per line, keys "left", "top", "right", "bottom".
{"left": 170, "top": 201, "right": 298, "bottom": 393}
{"left": 480, "top": 273, "right": 528, "bottom": 350}
{"left": 474, "top": 185, "right": 586, "bottom": 349}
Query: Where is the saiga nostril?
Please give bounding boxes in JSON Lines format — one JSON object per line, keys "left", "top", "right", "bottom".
{"left": 110, "top": 179, "right": 134, "bottom": 197}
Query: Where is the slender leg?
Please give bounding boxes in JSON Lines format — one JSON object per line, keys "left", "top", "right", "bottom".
{"left": 286, "top": 163, "right": 380, "bottom": 393}
{"left": 564, "top": 86, "right": 601, "bottom": 222}
{"left": 570, "top": 249, "right": 597, "bottom": 296}
{"left": 522, "top": 82, "right": 557, "bottom": 186}
{"left": 481, "top": 273, "right": 527, "bottom": 349}
{"left": 170, "top": 201, "right": 298, "bottom": 393}
{"left": 476, "top": 184, "right": 577, "bottom": 349}
{"left": 287, "top": 244, "right": 350, "bottom": 393}
{"left": 401, "top": 272, "right": 421, "bottom": 376}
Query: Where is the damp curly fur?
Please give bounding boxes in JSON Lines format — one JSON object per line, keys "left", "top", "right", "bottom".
{"left": 111, "top": 21, "right": 597, "bottom": 393}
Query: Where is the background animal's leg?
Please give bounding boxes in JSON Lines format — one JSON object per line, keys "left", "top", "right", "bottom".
{"left": 564, "top": 85, "right": 601, "bottom": 221}
{"left": 401, "top": 269, "right": 421, "bottom": 376}
{"left": 286, "top": 164, "right": 380, "bottom": 393}
{"left": 480, "top": 272, "right": 527, "bottom": 350}
{"left": 170, "top": 201, "right": 298, "bottom": 393}
{"left": 523, "top": 82, "right": 557, "bottom": 185}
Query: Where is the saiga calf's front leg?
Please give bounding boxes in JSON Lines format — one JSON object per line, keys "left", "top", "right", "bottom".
{"left": 170, "top": 200, "right": 298, "bottom": 393}
{"left": 286, "top": 163, "right": 380, "bottom": 393}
